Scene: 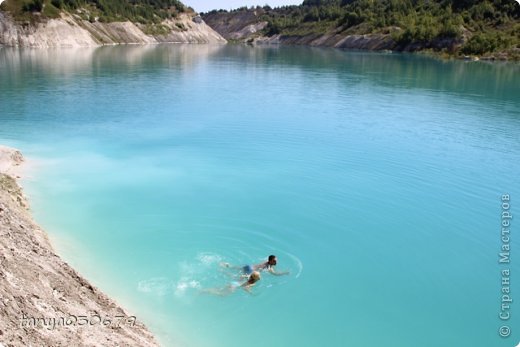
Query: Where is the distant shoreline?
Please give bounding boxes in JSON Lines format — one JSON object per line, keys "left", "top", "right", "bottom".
{"left": 0, "top": 145, "right": 159, "bottom": 346}
{"left": 201, "top": 5, "right": 520, "bottom": 62}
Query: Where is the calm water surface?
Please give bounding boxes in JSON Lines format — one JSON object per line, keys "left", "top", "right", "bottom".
{"left": 1, "top": 45, "right": 519, "bottom": 347}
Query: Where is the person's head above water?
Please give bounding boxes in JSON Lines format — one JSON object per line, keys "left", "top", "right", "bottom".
{"left": 248, "top": 271, "right": 261, "bottom": 284}
{"left": 267, "top": 255, "right": 277, "bottom": 266}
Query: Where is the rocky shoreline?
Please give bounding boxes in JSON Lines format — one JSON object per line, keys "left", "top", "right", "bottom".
{"left": 0, "top": 146, "right": 159, "bottom": 346}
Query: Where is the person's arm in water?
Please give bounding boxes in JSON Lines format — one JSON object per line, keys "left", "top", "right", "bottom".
{"left": 255, "top": 256, "right": 289, "bottom": 276}
{"left": 267, "top": 267, "right": 290, "bottom": 276}
{"left": 240, "top": 282, "right": 255, "bottom": 294}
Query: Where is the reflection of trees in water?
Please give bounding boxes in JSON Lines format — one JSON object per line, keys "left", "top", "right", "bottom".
{"left": 0, "top": 44, "right": 518, "bottom": 114}
{"left": 212, "top": 45, "right": 519, "bottom": 104}
{"left": 0, "top": 44, "right": 226, "bottom": 133}
{"left": 0, "top": 44, "right": 226, "bottom": 81}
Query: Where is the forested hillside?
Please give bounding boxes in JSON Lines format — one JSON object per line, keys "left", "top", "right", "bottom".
{"left": 204, "top": 0, "right": 520, "bottom": 58}
{"left": 1, "top": 0, "right": 187, "bottom": 24}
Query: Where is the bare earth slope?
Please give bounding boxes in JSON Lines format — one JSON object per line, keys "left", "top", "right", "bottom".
{"left": 202, "top": 10, "right": 398, "bottom": 49}
{"left": 0, "top": 146, "right": 159, "bottom": 346}
{"left": 0, "top": 11, "right": 226, "bottom": 47}
{"left": 201, "top": 10, "right": 268, "bottom": 41}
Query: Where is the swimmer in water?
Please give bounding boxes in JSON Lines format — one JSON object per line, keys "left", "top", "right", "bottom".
{"left": 221, "top": 255, "right": 290, "bottom": 276}
{"left": 201, "top": 271, "right": 261, "bottom": 296}
{"left": 253, "top": 255, "right": 290, "bottom": 276}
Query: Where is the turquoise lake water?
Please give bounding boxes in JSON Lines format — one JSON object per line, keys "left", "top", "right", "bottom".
{"left": 1, "top": 45, "right": 519, "bottom": 347}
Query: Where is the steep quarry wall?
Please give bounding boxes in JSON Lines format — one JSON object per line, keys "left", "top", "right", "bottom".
{"left": 0, "top": 11, "right": 226, "bottom": 47}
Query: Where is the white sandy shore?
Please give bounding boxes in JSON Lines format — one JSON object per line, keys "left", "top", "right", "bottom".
{"left": 0, "top": 146, "right": 24, "bottom": 178}
{"left": 0, "top": 145, "right": 159, "bottom": 346}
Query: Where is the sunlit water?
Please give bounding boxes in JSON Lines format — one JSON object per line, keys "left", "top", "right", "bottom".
{"left": 1, "top": 45, "right": 519, "bottom": 347}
